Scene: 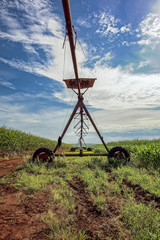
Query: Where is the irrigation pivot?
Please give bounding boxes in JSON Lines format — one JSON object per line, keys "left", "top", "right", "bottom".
{"left": 53, "top": 0, "right": 109, "bottom": 156}
{"left": 32, "top": 0, "right": 130, "bottom": 162}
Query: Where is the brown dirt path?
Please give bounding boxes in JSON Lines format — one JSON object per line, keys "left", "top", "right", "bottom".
{"left": 0, "top": 183, "right": 49, "bottom": 240}
{"left": 0, "top": 158, "right": 25, "bottom": 178}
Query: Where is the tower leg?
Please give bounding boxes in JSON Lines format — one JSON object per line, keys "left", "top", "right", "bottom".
{"left": 81, "top": 101, "right": 109, "bottom": 152}
{"left": 54, "top": 98, "right": 109, "bottom": 154}
{"left": 54, "top": 99, "right": 81, "bottom": 153}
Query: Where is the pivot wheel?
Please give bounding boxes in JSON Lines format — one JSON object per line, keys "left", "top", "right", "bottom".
{"left": 32, "top": 148, "right": 55, "bottom": 163}
{"left": 108, "top": 146, "right": 130, "bottom": 162}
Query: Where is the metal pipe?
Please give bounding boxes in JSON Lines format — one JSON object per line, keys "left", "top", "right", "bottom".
{"left": 55, "top": 153, "right": 108, "bottom": 157}
{"left": 62, "top": 0, "right": 81, "bottom": 97}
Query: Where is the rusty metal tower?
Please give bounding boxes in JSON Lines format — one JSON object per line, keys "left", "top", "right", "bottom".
{"left": 53, "top": 0, "right": 109, "bottom": 157}
{"left": 32, "top": 0, "right": 130, "bottom": 162}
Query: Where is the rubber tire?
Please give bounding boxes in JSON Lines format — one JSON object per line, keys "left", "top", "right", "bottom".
{"left": 108, "top": 146, "right": 130, "bottom": 162}
{"left": 87, "top": 147, "right": 92, "bottom": 151}
{"left": 32, "top": 147, "right": 55, "bottom": 163}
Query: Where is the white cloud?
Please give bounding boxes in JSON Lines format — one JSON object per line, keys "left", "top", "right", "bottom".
{"left": 0, "top": 57, "right": 45, "bottom": 76}
{"left": 138, "top": 60, "right": 150, "bottom": 69}
{"left": 55, "top": 63, "right": 160, "bottom": 114}
{"left": 94, "top": 11, "right": 131, "bottom": 38}
{"left": 92, "top": 108, "right": 160, "bottom": 132}
{"left": 0, "top": 80, "right": 15, "bottom": 89}
{"left": 76, "top": 17, "right": 91, "bottom": 28}
{"left": 23, "top": 45, "right": 39, "bottom": 55}
{"left": 0, "top": 0, "right": 65, "bottom": 80}
{"left": 140, "top": 13, "right": 160, "bottom": 38}
{"left": 105, "top": 26, "right": 119, "bottom": 34}
{"left": 152, "top": 0, "right": 160, "bottom": 15}
{"left": 120, "top": 25, "right": 131, "bottom": 33}
{"left": 95, "top": 11, "right": 119, "bottom": 36}
{"left": 0, "top": 0, "right": 95, "bottom": 84}
{"left": 0, "top": 97, "right": 74, "bottom": 141}
{"left": 96, "top": 11, "right": 120, "bottom": 28}
{"left": 122, "top": 41, "right": 129, "bottom": 46}
{"left": 94, "top": 52, "right": 113, "bottom": 66}
{"left": 137, "top": 39, "right": 152, "bottom": 46}
{"left": 90, "top": 67, "right": 160, "bottom": 110}
{"left": 47, "top": 18, "right": 63, "bottom": 38}
{"left": 137, "top": 13, "right": 160, "bottom": 47}
{"left": 124, "top": 63, "right": 134, "bottom": 72}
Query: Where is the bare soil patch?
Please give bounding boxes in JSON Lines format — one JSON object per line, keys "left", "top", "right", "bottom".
{"left": 0, "top": 183, "right": 50, "bottom": 240}
{"left": 0, "top": 158, "right": 25, "bottom": 178}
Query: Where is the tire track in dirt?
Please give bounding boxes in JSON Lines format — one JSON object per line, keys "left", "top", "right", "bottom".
{"left": 0, "top": 183, "right": 50, "bottom": 240}
{"left": 68, "top": 177, "right": 130, "bottom": 240}
{"left": 108, "top": 173, "right": 160, "bottom": 211}
{"left": 122, "top": 179, "right": 160, "bottom": 211}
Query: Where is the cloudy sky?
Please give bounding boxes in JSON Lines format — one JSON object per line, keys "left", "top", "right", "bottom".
{"left": 1, "top": 0, "right": 160, "bottom": 144}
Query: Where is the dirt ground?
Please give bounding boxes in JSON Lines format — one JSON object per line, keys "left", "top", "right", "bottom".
{"left": 0, "top": 182, "right": 50, "bottom": 240}
{"left": 0, "top": 158, "right": 128, "bottom": 240}
{"left": 0, "top": 157, "right": 159, "bottom": 240}
{"left": 0, "top": 158, "right": 25, "bottom": 177}
{"left": 69, "top": 177, "right": 130, "bottom": 240}
{"left": 0, "top": 157, "right": 48, "bottom": 240}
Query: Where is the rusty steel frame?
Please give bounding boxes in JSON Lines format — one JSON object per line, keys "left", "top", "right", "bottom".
{"left": 55, "top": 153, "right": 108, "bottom": 157}
{"left": 54, "top": 0, "right": 109, "bottom": 156}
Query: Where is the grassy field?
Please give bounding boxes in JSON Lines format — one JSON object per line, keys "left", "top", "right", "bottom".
{"left": 0, "top": 129, "right": 160, "bottom": 239}
{"left": 0, "top": 126, "right": 72, "bottom": 158}
{"left": 93, "top": 138, "right": 160, "bottom": 170}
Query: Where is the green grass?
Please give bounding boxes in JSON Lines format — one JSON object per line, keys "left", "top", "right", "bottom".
{"left": 50, "top": 179, "right": 75, "bottom": 214}
{"left": 13, "top": 159, "right": 69, "bottom": 192}
{"left": 80, "top": 167, "right": 108, "bottom": 194}
{"left": 134, "top": 144, "right": 160, "bottom": 169}
{"left": 113, "top": 166, "right": 160, "bottom": 197}
{"left": 123, "top": 200, "right": 160, "bottom": 240}
{"left": 13, "top": 158, "right": 87, "bottom": 239}
{"left": 41, "top": 174, "right": 86, "bottom": 239}
{"left": 42, "top": 209, "right": 86, "bottom": 240}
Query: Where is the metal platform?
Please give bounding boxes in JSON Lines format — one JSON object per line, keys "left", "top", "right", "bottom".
{"left": 63, "top": 78, "right": 96, "bottom": 89}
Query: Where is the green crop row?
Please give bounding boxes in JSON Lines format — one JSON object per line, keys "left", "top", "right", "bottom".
{"left": 123, "top": 143, "right": 160, "bottom": 170}
{"left": 0, "top": 126, "right": 71, "bottom": 158}
{"left": 1, "top": 124, "right": 160, "bottom": 170}
{"left": 91, "top": 139, "right": 160, "bottom": 171}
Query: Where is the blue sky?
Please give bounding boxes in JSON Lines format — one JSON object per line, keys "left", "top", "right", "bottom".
{"left": 1, "top": 0, "right": 160, "bottom": 144}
